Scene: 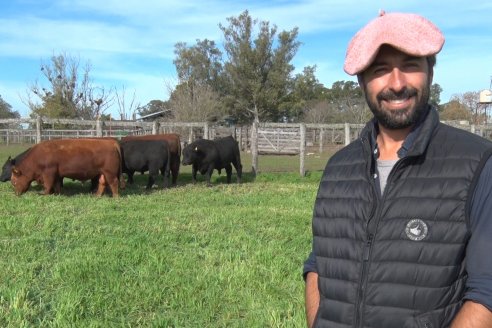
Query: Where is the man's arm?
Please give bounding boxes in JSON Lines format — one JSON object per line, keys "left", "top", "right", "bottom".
{"left": 305, "top": 271, "right": 319, "bottom": 328}
{"left": 450, "top": 301, "right": 492, "bottom": 327}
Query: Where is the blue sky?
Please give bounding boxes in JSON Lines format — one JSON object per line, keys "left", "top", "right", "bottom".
{"left": 1, "top": 0, "right": 491, "bottom": 118}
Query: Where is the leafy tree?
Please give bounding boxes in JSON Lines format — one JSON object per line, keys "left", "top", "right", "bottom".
{"left": 0, "top": 95, "right": 20, "bottom": 128}
{"left": 429, "top": 83, "right": 442, "bottom": 109}
{"left": 171, "top": 39, "right": 225, "bottom": 121}
{"left": 440, "top": 99, "right": 472, "bottom": 121}
{"left": 279, "top": 65, "right": 327, "bottom": 122}
{"left": 25, "top": 53, "right": 113, "bottom": 119}
{"left": 0, "top": 95, "right": 20, "bottom": 119}
{"left": 169, "top": 82, "right": 223, "bottom": 122}
{"left": 173, "top": 39, "right": 223, "bottom": 91}
{"left": 325, "top": 81, "right": 369, "bottom": 123}
{"left": 138, "top": 100, "right": 170, "bottom": 117}
{"left": 219, "top": 10, "right": 301, "bottom": 123}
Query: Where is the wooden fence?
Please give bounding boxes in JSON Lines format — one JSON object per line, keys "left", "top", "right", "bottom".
{"left": 1, "top": 117, "right": 491, "bottom": 176}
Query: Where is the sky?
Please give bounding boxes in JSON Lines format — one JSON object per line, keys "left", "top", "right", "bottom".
{"left": 1, "top": 0, "right": 491, "bottom": 118}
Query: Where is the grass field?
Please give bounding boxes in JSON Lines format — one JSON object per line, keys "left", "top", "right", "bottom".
{"left": 0, "top": 144, "right": 332, "bottom": 327}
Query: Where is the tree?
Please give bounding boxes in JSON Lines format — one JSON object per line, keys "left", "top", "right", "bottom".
{"left": 429, "top": 83, "right": 442, "bottom": 109}
{"left": 440, "top": 100, "right": 472, "bottom": 121}
{"left": 326, "top": 81, "right": 369, "bottom": 123}
{"left": 173, "top": 39, "right": 223, "bottom": 92}
{"left": 25, "top": 53, "right": 113, "bottom": 119}
{"left": 138, "top": 100, "right": 170, "bottom": 117}
{"left": 168, "top": 82, "right": 223, "bottom": 122}
{"left": 115, "top": 86, "right": 140, "bottom": 120}
{"left": 450, "top": 92, "right": 484, "bottom": 124}
{"left": 0, "top": 95, "right": 20, "bottom": 119}
{"left": 279, "top": 65, "right": 327, "bottom": 122}
{"left": 172, "top": 39, "right": 225, "bottom": 121}
{"left": 219, "top": 10, "right": 301, "bottom": 123}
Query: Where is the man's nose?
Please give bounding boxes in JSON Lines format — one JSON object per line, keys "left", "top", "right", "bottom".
{"left": 387, "top": 68, "right": 407, "bottom": 92}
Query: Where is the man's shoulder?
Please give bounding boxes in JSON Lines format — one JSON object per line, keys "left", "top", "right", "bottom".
{"left": 437, "top": 122, "right": 492, "bottom": 149}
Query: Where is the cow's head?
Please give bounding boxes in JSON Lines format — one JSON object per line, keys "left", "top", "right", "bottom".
{"left": 0, "top": 156, "right": 14, "bottom": 182}
{"left": 10, "top": 167, "right": 31, "bottom": 195}
{"left": 182, "top": 145, "right": 200, "bottom": 166}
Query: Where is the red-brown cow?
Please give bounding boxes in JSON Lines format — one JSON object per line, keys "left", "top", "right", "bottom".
{"left": 11, "top": 138, "right": 122, "bottom": 197}
{"left": 121, "top": 134, "right": 181, "bottom": 185}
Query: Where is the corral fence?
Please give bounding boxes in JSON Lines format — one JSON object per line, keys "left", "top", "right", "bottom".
{"left": 1, "top": 117, "right": 491, "bottom": 176}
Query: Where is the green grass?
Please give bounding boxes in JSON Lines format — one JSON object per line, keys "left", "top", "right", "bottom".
{"left": 0, "top": 144, "right": 327, "bottom": 327}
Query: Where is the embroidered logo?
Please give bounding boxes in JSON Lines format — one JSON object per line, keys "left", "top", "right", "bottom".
{"left": 405, "top": 219, "right": 428, "bottom": 241}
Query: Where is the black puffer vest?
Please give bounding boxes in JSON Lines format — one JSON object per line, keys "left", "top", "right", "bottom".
{"left": 313, "top": 108, "right": 492, "bottom": 328}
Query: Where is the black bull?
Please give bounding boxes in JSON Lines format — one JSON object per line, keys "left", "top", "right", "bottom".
{"left": 181, "top": 136, "right": 242, "bottom": 185}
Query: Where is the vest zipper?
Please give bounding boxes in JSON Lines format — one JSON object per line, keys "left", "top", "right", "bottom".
{"left": 354, "top": 232, "right": 374, "bottom": 328}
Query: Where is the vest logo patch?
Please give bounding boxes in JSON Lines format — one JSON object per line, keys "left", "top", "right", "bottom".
{"left": 405, "top": 219, "right": 428, "bottom": 241}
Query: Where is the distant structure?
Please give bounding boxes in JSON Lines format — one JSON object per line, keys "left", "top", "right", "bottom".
{"left": 478, "top": 77, "right": 492, "bottom": 122}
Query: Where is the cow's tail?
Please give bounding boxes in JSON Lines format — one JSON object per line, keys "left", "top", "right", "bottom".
{"left": 165, "top": 144, "right": 171, "bottom": 188}
{"left": 116, "top": 142, "right": 125, "bottom": 190}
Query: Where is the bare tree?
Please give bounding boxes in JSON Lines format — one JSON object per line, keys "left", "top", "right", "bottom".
{"left": 24, "top": 52, "right": 113, "bottom": 119}
{"left": 451, "top": 92, "right": 484, "bottom": 124}
{"left": 115, "top": 86, "right": 140, "bottom": 120}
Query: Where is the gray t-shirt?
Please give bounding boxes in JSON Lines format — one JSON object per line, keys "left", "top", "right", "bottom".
{"left": 376, "top": 159, "right": 398, "bottom": 195}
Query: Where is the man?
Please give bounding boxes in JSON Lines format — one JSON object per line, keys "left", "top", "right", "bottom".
{"left": 304, "top": 11, "right": 492, "bottom": 328}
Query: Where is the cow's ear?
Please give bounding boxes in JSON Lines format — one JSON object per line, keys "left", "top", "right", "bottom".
{"left": 194, "top": 146, "right": 198, "bottom": 152}
{"left": 12, "top": 167, "right": 21, "bottom": 176}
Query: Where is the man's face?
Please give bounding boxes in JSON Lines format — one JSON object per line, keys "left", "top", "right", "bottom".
{"left": 360, "top": 45, "right": 432, "bottom": 130}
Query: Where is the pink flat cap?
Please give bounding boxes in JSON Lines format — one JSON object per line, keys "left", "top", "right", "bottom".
{"left": 344, "top": 11, "right": 445, "bottom": 75}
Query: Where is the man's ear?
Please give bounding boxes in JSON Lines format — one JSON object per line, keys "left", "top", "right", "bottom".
{"left": 357, "top": 75, "right": 366, "bottom": 93}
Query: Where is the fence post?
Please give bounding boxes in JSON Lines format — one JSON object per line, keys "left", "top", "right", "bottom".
{"left": 6, "top": 130, "right": 9, "bottom": 146}
{"left": 300, "top": 123, "right": 306, "bottom": 177}
{"left": 471, "top": 125, "right": 476, "bottom": 134}
{"left": 319, "top": 128, "right": 324, "bottom": 154}
{"left": 251, "top": 122, "right": 258, "bottom": 177}
{"left": 344, "top": 123, "right": 350, "bottom": 146}
{"left": 36, "top": 116, "right": 42, "bottom": 143}
{"left": 188, "top": 127, "right": 194, "bottom": 144}
{"left": 152, "top": 121, "right": 159, "bottom": 135}
{"left": 238, "top": 126, "right": 243, "bottom": 150}
{"left": 96, "top": 118, "right": 103, "bottom": 137}
{"left": 204, "top": 122, "right": 209, "bottom": 140}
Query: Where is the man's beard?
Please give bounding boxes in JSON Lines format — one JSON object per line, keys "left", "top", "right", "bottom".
{"left": 365, "top": 84, "right": 430, "bottom": 130}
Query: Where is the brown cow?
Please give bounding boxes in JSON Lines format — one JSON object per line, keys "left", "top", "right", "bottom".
{"left": 121, "top": 133, "right": 181, "bottom": 185}
{"left": 10, "top": 138, "right": 122, "bottom": 197}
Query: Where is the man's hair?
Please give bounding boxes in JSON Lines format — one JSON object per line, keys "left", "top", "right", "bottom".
{"left": 427, "top": 55, "right": 436, "bottom": 75}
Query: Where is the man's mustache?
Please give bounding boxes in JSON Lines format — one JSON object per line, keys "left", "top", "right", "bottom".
{"left": 377, "top": 87, "right": 418, "bottom": 101}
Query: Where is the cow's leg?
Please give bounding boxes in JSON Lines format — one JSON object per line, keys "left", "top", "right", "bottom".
{"left": 224, "top": 163, "right": 232, "bottom": 183}
{"left": 42, "top": 174, "right": 56, "bottom": 195}
{"left": 170, "top": 156, "right": 179, "bottom": 186}
{"left": 54, "top": 176, "right": 63, "bottom": 194}
{"left": 95, "top": 174, "right": 106, "bottom": 196}
{"left": 233, "top": 161, "right": 243, "bottom": 183}
{"left": 106, "top": 175, "right": 119, "bottom": 197}
{"left": 161, "top": 166, "right": 170, "bottom": 188}
{"left": 90, "top": 177, "right": 99, "bottom": 193}
{"left": 147, "top": 166, "right": 158, "bottom": 190}
{"left": 206, "top": 164, "right": 215, "bottom": 187}
{"left": 127, "top": 171, "right": 135, "bottom": 184}
{"left": 191, "top": 164, "right": 198, "bottom": 184}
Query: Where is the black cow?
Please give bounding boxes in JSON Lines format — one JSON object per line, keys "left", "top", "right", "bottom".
{"left": 120, "top": 139, "right": 171, "bottom": 189}
{"left": 182, "top": 136, "right": 242, "bottom": 186}
{"left": 0, "top": 148, "right": 31, "bottom": 182}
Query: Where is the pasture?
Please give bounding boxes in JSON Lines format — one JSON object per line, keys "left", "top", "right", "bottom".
{"left": 0, "top": 144, "right": 332, "bottom": 327}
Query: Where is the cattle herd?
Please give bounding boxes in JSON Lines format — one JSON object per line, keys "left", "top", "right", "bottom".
{"left": 0, "top": 134, "right": 243, "bottom": 197}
